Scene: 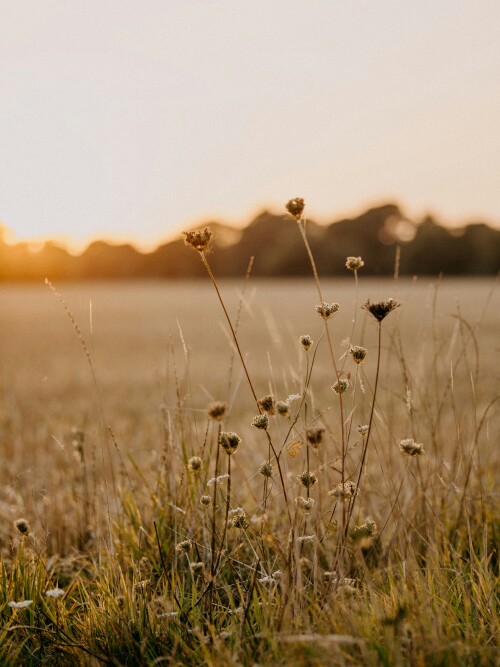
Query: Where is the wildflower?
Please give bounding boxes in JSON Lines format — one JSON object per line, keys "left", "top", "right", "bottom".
{"left": 285, "top": 197, "right": 305, "bottom": 220}
{"left": 219, "top": 432, "right": 241, "bottom": 455}
{"left": 190, "top": 562, "right": 205, "bottom": 575}
{"left": 14, "top": 518, "right": 30, "bottom": 535}
{"left": 207, "top": 473, "right": 230, "bottom": 487}
{"left": 257, "top": 394, "right": 276, "bottom": 415}
{"left": 297, "top": 535, "right": 316, "bottom": 544}
{"left": 350, "top": 518, "right": 377, "bottom": 541}
{"left": 45, "top": 588, "right": 65, "bottom": 599}
{"left": 207, "top": 401, "right": 227, "bottom": 421}
{"left": 183, "top": 227, "right": 213, "bottom": 253}
{"left": 349, "top": 345, "right": 367, "bottom": 364}
{"left": 176, "top": 539, "right": 192, "bottom": 554}
{"left": 8, "top": 600, "right": 33, "bottom": 609}
{"left": 306, "top": 426, "right": 325, "bottom": 447}
{"left": 258, "top": 461, "right": 274, "bottom": 478}
{"left": 200, "top": 494, "right": 211, "bottom": 506}
{"left": 299, "top": 334, "right": 313, "bottom": 351}
{"left": 363, "top": 298, "right": 400, "bottom": 322}
{"left": 229, "top": 508, "right": 248, "bottom": 529}
{"left": 252, "top": 414, "right": 269, "bottom": 430}
{"left": 329, "top": 481, "right": 358, "bottom": 501}
{"left": 332, "top": 378, "right": 349, "bottom": 395}
{"left": 357, "top": 424, "right": 369, "bottom": 436}
{"left": 276, "top": 401, "right": 290, "bottom": 417}
{"left": 187, "top": 456, "right": 202, "bottom": 472}
{"left": 399, "top": 438, "right": 425, "bottom": 456}
{"left": 345, "top": 256, "right": 364, "bottom": 271}
{"left": 295, "top": 496, "right": 315, "bottom": 512}
{"left": 316, "top": 302, "right": 340, "bottom": 319}
{"left": 297, "top": 470, "right": 317, "bottom": 489}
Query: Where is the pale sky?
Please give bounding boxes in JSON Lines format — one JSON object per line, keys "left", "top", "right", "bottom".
{"left": 1, "top": 0, "right": 499, "bottom": 249}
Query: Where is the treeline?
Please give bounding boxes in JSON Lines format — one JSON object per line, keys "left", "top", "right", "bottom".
{"left": 1, "top": 203, "right": 499, "bottom": 281}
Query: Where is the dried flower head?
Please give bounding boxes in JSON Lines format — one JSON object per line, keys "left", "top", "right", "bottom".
{"left": 295, "top": 496, "right": 315, "bottom": 512}
{"left": 316, "top": 302, "right": 340, "bottom": 320}
{"left": 200, "top": 494, "right": 211, "bottom": 507}
{"left": 399, "top": 438, "right": 425, "bottom": 456}
{"left": 357, "top": 424, "right": 369, "bottom": 436}
{"left": 219, "top": 432, "right": 241, "bottom": 455}
{"left": 332, "top": 378, "right": 349, "bottom": 395}
{"left": 8, "top": 600, "right": 33, "bottom": 609}
{"left": 257, "top": 394, "right": 276, "bottom": 415}
{"left": 276, "top": 400, "right": 290, "bottom": 417}
{"left": 258, "top": 461, "right": 274, "bottom": 478}
{"left": 252, "top": 414, "right": 269, "bottom": 430}
{"left": 182, "top": 227, "right": 213, "bottom": 253}
{"left": 350, "top": 518, "right": 377, "bottom": 541}
{"left": 190, "top": 562, "right": 205, "bottom": 575}
{"left": 297, "top": 470, "right": 317, "bottom": 489}
{"left": 299, "top": 334, "right": 313, "bottom": 351}
{"left": 229, "top": 508, "right": 248, "bottom": 529}
{"left": 345, "top": 256, "right": 364, "bottom": 271}
{"left": 329, "top": 480, "right": 358, "bottom": 501}
{"left": 207, "top": 401, "right": 228, "bottom": 421}
{"left": 187, "top": 456, "right": 202, "bottom": 472}
{"left": 306, "top": 426, "right": 325, "bottom": 447}
{"left": 175, "top": 539, "right": 192, "bottom": 554}
{"left": 14, "top": 518, "right": 30, "bottom": 535}
{"left": 45, "top": 588, "right": 65, "bottom": 599}
{"left": 297, "top": 535, "right": 316, "bottom": 544}
{"left": 285, "top": 197, "right": 305, "bottom": 220}
{"left": 363, "top": 298, "right": 400, "bottom": 322}
{"left": 349, "top": 345, "right": 367, "bottom": 364}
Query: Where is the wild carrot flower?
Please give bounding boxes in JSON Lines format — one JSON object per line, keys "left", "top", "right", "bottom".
{"left": 8, "top": 600, "right": 33, "bottom": 609}
{"left": 219, "top": 432, "right": 241, "bottom": 454}
{"left": 332, "top": 378, "right": 349, "bottom": 395}
{"left": 399, "top": 438, "right": 425, "bottom": 456}
{"left": 295, "top": 497, "right": 315, "bottom": 512}
{"left": 346, "top": 256, "right": 364, "bottom": 271}
{"left": 45, "top": 588, "right": 65, "bottom": 599}
{"left": 258, "top": 394, "right": 276, "bottom": 415}
{"left": 190, "top": 562, "right": 205, "bottom": 575}
{"left": 187, "top": 456, "right": 202, "bottom": 472}
{"left": 200, "top": 494, "right": 211, "bottom": 506}
{"left": 258, "top": 461, "right": 274, "bottom": 478}
{"left": 230, "top": 508, "right": 248, "bottom": 529}
{"left": 207, "top": 401, "right": 227, "bottom": 421}
{"left": 299, "top": 334, "right": 313, "bottom": 351}
{"left": 183, "top": 227, "right": 213, "bottom": 253}
{"left": 276, "top": 400, "right": 290, "bottom": 417}
{"left": 349, "top": 345, "right": 367, "bottom": 364}
{"left": 298, "top": 470, "right": 317, "bottom": 489}
{"left": 285, "top": 197, "right": 305, "bottom": 220}
{"left": 329, "top": 481, "right": 358, "bottom": 501}
{"left": 363, "top": 298, "right": 400, "bottom": 321}
{"left": 316, "top": 302, "right": 340, "bottom": 320}
{"left": 176, "top": 539, "right": 192, "bottom": 554}
{"left": 306, "top": 426, "right": 325, "bottom": 447}
{"left": 252, "top": 414, "right": 269, "bottom": 430}
{"left": 14, "top": 518, "right": 30, "bottom": 535}
{"left": 350, "top": 518, "right": 377, "bottom": 541}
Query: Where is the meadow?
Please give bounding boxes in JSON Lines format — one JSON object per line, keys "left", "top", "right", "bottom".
{"left": 0, "top": 262, "right": 498, "bottom": 664}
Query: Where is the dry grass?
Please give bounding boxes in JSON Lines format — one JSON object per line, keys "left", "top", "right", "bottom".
{"left": 0, "top": 266, "right": 498, "bottom": 665}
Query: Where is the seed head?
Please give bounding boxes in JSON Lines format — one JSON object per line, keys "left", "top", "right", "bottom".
{"left": 299, "top": 334, "right": 313, "bottom": 351}
{"left": 285, "top": 197, "right": 305, "bottom": 220}
{"left": 187, "top": 456, "right": 202, "bottom": 472}
{"left": 230, "top": 508, "right": 248, "bottom": 529}
{"left": 329, "top": 481, "right": 358, "bottom": 501}
{"left": 298, "top": 470, "right": 317, "bottom": 489}
{"left": 190, "top": 562, "right": 205, "bottom": 575}
{"left": 349, "top": 345, "right": 367, "bottom": 364}
{"left": 357, "top": 424, "right": 369, "bottom": 436}
{"left": 252, "top": 414, "right": 269, "bottom": 430}
{"left": 207, "top": 401, "right": 227, "bottom": 421}
{"left": 257, "top": 394, "right": 276, "bottom": 415}
{"left": 345, "top": 256, "right": 364, "bottom": 271}
{"left": 295, "top": 496, "right": 315, "bottom": 512}
{"left": 182, "top": 227, "right": 213, "bottom": 253}
{"left": 176, "top": 539, "right": 192, "bottom": 554}
{"left": 363, "top": 298, "right": 400, "bottom": 322}
{"left": 306, "top": 426, "right": 325, "bottom": 447}
{"left": 350, "top": 518, "right": 377, "bottom": 541}
{"left": 258, "top": 461, "right": 274, "bottom": 478}
{"left": 297, "top": 535, "right": 316, "bottom": 544}
{"left": 200, "top": 495, "right": 211, "bottom": 507}
{"left": 316, "top": 302, "right": 340, "bottom": 320}
{"left": 14, "top": 518, "right": 30, "bottom": 535}
{"left": 219, "top": 432, "right": 241, "bottom": 455}
{"left": 276, "top": 401, "right": 290, "bottom": 417}
{"left": 399, "top": 438, "right": 425, "bottom": 456}
{"left": 332, "top": 378, "right": 349, "bottom": 395}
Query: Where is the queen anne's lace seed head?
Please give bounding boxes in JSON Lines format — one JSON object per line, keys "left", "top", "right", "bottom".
{"left": 175, "top": 539, "right": 192, "bottom": 554}
{"left": 252, "top": 414, "right": 269, "bottom": 430}
{"left": 295, "top": 497, "right": 315, "bottom": 512}
{"left": 285, "top": 197, "right": 305, "bottom": 220}
{"left": 187, "top": 456, "right": 202, "bottom": 472}
{"left": 183, "top": 227, "right": 213, "bottom": 252}
{"left": 258, "top": 461, "right": 274, "bottom": 478}
{"left": 332, "top": 379, "right": 349, "bottom": 395}
{"left": 306, "top": 426, "right": 325, "bottom": 447}
{"left": 276, "top": 401, "right": 290, "bottom": 417}
{"left": 219, "top": 432, "right": 241, "bottom": 455}
{"left": 298, "top": 470, "right": 317, "bottom": 489}
{"left": 363, "top": 298, "right": 400, "bottom": 321}
{"left": 299, "top": 334, "right": 313, "bottom": 351}
{"left": 315, "top": 302, "right": 340, "bottom": 320}
{"left": 14, "top": 518, "right": 30, "bottom": 535}
{"left": 329, "top": 481, "right": 358, "bottom": 501}
{"left": 350, "top": 518, "right": 377, "bottom": 541}
{"left": 257, "top": 395, "right": 276, "bottom": 415}
{"left": 349, "top": 346, "right": 367, "bottom": 364}
{"left": 345, "top": 256, "right": 364, "bottom": 271}
{"left": 399, "top": 438, "right": 425, "bottom": 456}
{"left": 207, "top": 401, "right": 227, "bottom": 421}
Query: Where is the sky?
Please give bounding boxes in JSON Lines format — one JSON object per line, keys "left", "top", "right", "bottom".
{"left": 0, "top": 0, "right": 499, "bottom": 250}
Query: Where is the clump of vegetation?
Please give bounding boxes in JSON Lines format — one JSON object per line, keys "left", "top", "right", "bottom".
{"left": 0, "top": 198, "right": 498, "bottom": 665}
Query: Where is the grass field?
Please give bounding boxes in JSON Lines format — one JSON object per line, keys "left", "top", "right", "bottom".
{"left": 0, "top": 271, "right": 498, "bottom": 665}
